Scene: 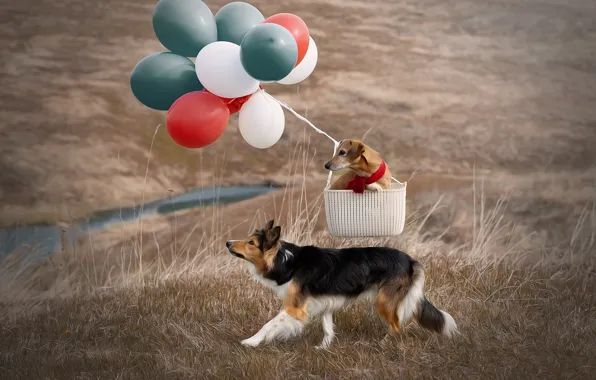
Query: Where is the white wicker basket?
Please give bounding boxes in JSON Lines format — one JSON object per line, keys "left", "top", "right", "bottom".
{"left": 324, "top": 178, "right": 407, "bottom": 237}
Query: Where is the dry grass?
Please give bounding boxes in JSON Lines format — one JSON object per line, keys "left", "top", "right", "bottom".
{"left": 1, "top": 178, "right": 595, "bottom": 379}
{"left": 1, "top": 266, "right": 594, "bottom": 379}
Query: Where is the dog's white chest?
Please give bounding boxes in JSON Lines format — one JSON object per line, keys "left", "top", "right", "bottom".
{"left": 246, "top": 263, "right": 289, "bottom": 299}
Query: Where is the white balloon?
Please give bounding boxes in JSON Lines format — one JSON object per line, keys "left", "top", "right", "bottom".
{"left": 239, "top": 91, "right": 285, "bottom": 149}
{"left": 277, "top": 37, "right": 318, "bottom": 85}
{"left": 195, "top": 41, "right": 260, "bottom": 98}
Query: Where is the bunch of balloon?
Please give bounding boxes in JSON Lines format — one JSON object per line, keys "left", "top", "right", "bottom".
{"left": 130, "top": 1, "right": 318, "bottom": 150}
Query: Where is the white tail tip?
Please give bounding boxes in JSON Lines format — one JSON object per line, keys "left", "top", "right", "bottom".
{"left": 441, "top": 310, "right": 458, "bottom": 338}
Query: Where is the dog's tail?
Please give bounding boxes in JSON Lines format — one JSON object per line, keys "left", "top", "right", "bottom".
{"left": 398, "top": 262, "right": 458, "bottom": 337}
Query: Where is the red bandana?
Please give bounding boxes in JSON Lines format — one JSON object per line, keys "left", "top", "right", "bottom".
{"left": 345, "top": 161, "right": 387, "bottom": 194}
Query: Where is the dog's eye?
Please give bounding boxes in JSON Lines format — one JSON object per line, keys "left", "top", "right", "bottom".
{"left": 248, "top": 241, "right": 255, "bottom": 246}
{"left": 339, "top": 150, "right": 347, "bottom": 156}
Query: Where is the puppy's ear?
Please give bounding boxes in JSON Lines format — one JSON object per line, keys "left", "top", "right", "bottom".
{"left": 265, "top": 219, "right": 275, "bottom": 231}
{"left": 351, "top": 140, "right": 365, "bottom": 157}
{"left": 264, "top": 226, "right": 281, "bottom": 251}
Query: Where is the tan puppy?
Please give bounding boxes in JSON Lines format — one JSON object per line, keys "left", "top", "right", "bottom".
{"left": 324, "top": 139, "right": 392, "bottom": 192}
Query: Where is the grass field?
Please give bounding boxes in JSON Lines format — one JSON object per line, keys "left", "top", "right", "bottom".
{"left": 1, "top": 182, "right": 595, "bottom": 379}
{"left": 1, "top": 0, "right": 596, "bottom": 378}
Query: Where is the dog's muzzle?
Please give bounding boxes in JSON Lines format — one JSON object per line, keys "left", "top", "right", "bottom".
{"left": 226, "top": 241, "right": 243, "bottom": 258}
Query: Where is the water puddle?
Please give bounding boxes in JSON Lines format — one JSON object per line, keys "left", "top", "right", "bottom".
{"left": 0, "top": 185, "right": 277, "bottom": 256}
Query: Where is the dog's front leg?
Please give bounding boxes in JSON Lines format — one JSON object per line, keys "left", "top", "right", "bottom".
{"left": 366, "top": 183, "right": 383, "bottom": 192}
{"left": 241, "top": 281, "right": 310, "bottom": 347}
{"left": 240, "top": 310, "right": 306, "bottom": 347}
{"left": 240, "top": 312, "right": 282, "bottom": 347}
{"left": 329, "top": 173, "right": 355, "bottom": 190}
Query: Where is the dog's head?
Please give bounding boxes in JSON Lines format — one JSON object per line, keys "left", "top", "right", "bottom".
{"left": 226, "top": 220, "right": 281, "bottom": 273}
{"left": 324, "top": 139, "right": 367, "bottom": 171}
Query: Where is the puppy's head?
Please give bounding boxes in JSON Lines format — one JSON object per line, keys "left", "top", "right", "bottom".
{"left": 225, "top": 219, "right": 281, "bottom": 273}
{"left": 324, "top": 139, "right": 366, "bottom": 171}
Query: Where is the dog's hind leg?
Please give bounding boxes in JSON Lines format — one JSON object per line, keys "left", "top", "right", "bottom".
{"left": 315, "top": 312, "right": 335, "bottom": 349}
{"left": 376, "top": 274, "right": 414, "bottom": 335}
{"left": 376, "top": 289, "right": 401, "bottom": 335}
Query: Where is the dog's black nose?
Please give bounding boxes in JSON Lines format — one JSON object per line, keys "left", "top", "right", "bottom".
{"left": 226, "top": 241, "right": 232, "bottom": 248}
{"left": 324, "top": 162, "right": 331, "bottom": 170}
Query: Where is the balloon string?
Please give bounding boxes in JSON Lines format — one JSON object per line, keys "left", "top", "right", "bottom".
{"left": 263, "top": 90, "right": 404, "bottom": 187}
{"left": 263, "top": 91, "right": 339, "bottom": 145}
{"left": 263, "top": 91, "right": 338, "bottom": 188}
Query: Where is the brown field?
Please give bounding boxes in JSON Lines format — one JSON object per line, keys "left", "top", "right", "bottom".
{"left": 2, "top": 0, "right": 595, "bottom": 226}
{"left": 1, "top": 0, "right": 596, "bottom": 378}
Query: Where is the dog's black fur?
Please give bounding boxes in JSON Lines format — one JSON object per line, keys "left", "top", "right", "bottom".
{"left": 267, "top": 239, "right": 416, "bottom": 297}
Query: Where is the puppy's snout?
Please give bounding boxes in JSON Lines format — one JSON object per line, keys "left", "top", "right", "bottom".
{"left": 226, "top": 241, "right": 232, "bottom": 249}
{"left": 324, "top": 161, "right": 331, "bottom": 170}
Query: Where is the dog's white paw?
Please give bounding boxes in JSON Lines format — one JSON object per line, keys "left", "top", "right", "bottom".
{"left": 315, "top": 337, "right": 334, "bottom": 350}
{"left": 366, "top": 183, "right": 383, "bottom": 192}
{"left": 380, "top": 334, "right": 394, "bottom": 346}
{"left": 240, "top": 337, "right": 261, "bottom": 347}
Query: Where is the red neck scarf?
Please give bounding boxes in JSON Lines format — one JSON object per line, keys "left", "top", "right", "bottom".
{"left": 345, "top": 161, "right": 387, "bottom": 194}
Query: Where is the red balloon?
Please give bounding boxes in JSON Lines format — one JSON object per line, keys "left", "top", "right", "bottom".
{"left": 264, "top": 13, "right": 310, "bottom": 66}
{"left": 166, "top": 90, "right": 230, "bottom": 149}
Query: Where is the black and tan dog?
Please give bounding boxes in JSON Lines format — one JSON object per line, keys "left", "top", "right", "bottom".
{"left": 226, "top": 220, "right": 457, "bottom": 348}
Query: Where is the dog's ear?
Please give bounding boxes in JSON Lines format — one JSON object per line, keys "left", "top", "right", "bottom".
{"left": 350, "top": 140, "right": 365, "bottom": 157}
{"left": 265, "top": 219, "right": 275, "bottom": 231}
{"left": 264, "top": 226, "right": 281, "bottom": 251}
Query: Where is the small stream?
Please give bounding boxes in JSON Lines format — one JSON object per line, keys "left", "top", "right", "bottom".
{"left": 0, "top": 185, "right": 278, "bottom": 257}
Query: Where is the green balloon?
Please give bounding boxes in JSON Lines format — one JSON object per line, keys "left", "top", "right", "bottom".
{"left": 152, "top": 0, "right": 217, "bottom": 57}
{"left": 130, "top": 52, "right": 204, "bottom": 111}
{"left": 215, "top": 2, "right": 265, "bottom": 45}
{"left": 240, "top": 23, "right": 298, "bottom": 82}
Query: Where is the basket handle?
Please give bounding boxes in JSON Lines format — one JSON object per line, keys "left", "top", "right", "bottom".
{"left": 325, "top": 141, "right": 340, "bottom": 188}
{"left": 391, "top": 176, "right": 406, "bottom": 186}
{"left": 327, "top": 174, "right": 406, "bottom": 188}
